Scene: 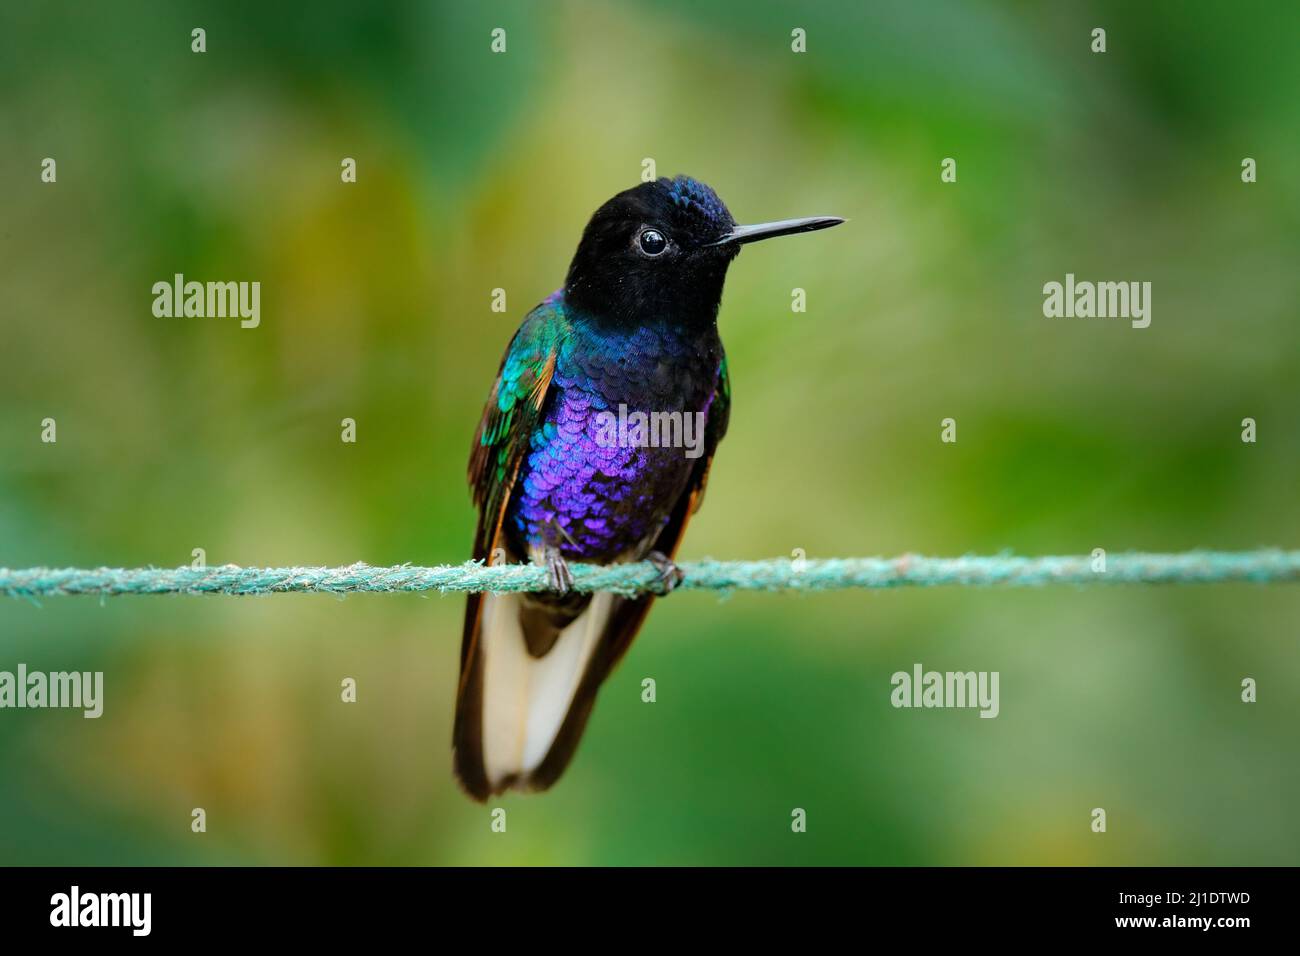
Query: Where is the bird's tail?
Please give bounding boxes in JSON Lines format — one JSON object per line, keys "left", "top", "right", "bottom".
{"left": 453, "top": 585, "right": 653, "bottom": 800}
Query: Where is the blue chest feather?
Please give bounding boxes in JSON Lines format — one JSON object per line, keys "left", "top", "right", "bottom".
{"left": 507, "top": 315, "right": 721, "bottom": 561}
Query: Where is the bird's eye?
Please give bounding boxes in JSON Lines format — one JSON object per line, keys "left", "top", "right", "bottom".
{"left": 638, "top": 228, "right": 668, "bottom": 256}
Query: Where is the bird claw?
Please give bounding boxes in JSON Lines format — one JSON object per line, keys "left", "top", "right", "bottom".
{"left": 545, "top": 547, "right": 573, "bottom": 595}
{"left": 647, "top": 550, "right": 685, "bottom": 595}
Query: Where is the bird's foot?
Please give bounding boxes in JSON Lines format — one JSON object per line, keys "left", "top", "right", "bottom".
{"left": 544, "top": 546, "right": 573, "bottom": 595}
{"left": 646, "top": 550, "right": 685, "bottom": 595}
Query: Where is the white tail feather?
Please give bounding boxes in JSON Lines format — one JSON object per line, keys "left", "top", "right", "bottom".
{"left": 478, "top": 590, "right": 614, "bottom": 789}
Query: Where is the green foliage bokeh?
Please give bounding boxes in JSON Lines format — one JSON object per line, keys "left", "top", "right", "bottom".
{"left": 0, "top": 0, "right": 1297, "bottom": 864}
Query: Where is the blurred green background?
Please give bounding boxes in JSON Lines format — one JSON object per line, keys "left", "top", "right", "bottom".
{"left": 1, "top": 0, "right": 1297, "bottom": 865}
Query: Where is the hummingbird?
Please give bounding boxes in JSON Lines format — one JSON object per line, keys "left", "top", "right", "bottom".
{"left": 456, "top": 176, "right": 843, "bottom": 799}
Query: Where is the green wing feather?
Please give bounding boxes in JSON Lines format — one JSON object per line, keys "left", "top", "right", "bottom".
{"left": 467, "top": 299, "right": 569, "bottom": 554}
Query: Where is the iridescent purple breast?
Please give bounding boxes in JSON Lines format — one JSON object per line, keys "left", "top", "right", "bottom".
{"left": 506, "top": 309, "right": 721, "bottom": 562}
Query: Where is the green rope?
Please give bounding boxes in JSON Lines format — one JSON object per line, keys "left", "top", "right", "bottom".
{"left": 1, "top": 550, "right": 1297, "bottom": 599}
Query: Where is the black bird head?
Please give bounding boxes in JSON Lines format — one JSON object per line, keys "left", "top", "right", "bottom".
{"left": 564, "top": 175, "right": 843, "bottom": 325}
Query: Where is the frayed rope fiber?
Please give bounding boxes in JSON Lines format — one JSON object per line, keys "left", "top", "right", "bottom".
{"left": 1, "top": 550, "right": 1298, "bottom": 599}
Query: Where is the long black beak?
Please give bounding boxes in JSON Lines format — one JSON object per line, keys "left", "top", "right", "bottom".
{"left": 710, "top": 216, "right": 845, "bottom": 246}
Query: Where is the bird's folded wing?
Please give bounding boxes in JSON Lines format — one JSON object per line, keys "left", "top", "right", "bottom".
{"left": 467, "top": 298, "right": 569, "bottom": 556}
